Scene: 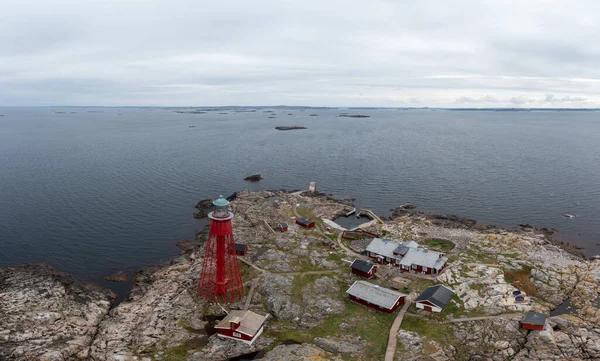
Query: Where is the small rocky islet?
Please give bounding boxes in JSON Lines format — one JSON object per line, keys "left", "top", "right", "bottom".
{"left": 1, "top": 189, "right": 599, "bottom": 361}
{"left": 274, "top": 126, "right": 307, "bottom": 131}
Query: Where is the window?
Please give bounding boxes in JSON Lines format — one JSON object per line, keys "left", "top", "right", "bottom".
{"left": 233, "top": 332, "right": 241, "bottom": 338}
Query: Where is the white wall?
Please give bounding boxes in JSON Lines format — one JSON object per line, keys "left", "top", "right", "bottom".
{"left": 416, "top": 301, "right": 442, "bottom": 313}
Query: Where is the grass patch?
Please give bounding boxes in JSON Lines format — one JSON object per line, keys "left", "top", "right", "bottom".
{"left": 401, "top": 315, "right": 454, "bottom": 345}
{"left": 504, "top": 266, "right": 537, "bottom": 296}
{"left": 402, "top": 277, "right": 434, "bottom": 294}
{"left": 291, "top": 273, "right": 326, "bottom": 298}
{"left": 341, "top": 231, "right": 373, "bottom": 240}
{"left": 327, "top": 253, "right": 344, "bottom": 263}
{"left": 267, "top": 294, "right": 395, "bottom": 359}
{"left": 326, "top": 233, "right": 338, "bottom": 241}
{"left": 421, "top": 238, "right": 455, "bottom": 252}
{"left": 464, "top": 249, "right": 496, "bottom": 264}
{"left": 161, "top": 344, "right": 190, "bottom": 361}
{"left": 296, "top": 206, "right": 323, "bottom": 225}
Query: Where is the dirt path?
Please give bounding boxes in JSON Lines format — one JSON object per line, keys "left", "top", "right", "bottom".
{"left": 384, "top": 293, "right": 417, "bottom": 361}
{"left": 447, "top": 313, "right": 522, "bottom": 323}
{"left": 244, "top": 278, "right": 259, "bottom": 310}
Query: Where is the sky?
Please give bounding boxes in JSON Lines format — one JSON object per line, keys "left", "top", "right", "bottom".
{"left": 1, "top": 0, "right": 600, "bottom": 107}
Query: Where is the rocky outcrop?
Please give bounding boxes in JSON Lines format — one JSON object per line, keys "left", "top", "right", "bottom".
{"left": 89, "top": 249, "right": 214, "bottom": 360}
{"left": 243, "top": 174, "right": 264, "bottom": 182}
{"left": 193, "top": 199, "right": 214, "bottom": 219}
{"left": 0, "top": 264, "right": 115, "bottom": 360}
{"left": 260, "top": 343, "right": 343, "bottom": 361}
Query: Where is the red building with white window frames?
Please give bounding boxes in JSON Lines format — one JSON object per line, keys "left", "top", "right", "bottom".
{"left": 415, "top": 285, "right": 455, "bottom": 313}
{"left": 214, "top": 310, "right": 268, "bottom": 345}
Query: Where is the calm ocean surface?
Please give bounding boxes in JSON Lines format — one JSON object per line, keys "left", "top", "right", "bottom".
{"left": 1, "top": 107, "right": 599, "bottom": 286}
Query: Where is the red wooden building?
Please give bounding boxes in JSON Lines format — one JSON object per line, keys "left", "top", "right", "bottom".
{"left": 296, "top": 217, "right": 315, "bottom": 228}
{"left": 215, "top": 310, "right": 268, "bottom": 345}
{"left": 520, "top": 312, "right": 546, "bottom": 331}
{"left": 346, "top": 280, "right": 406, "bottom": 313}
{"left": 234, "top": 243, "right": 248, "bottom": 256}
{"left": 350, "top": 259, "right": 377, "bottom": 279}
{"left": 277, "top": 222, "right": 288, "bottom": 232}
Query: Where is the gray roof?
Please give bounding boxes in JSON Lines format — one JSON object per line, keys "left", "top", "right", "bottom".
{"left": 522, "top": 312, "right": 547, "bottom": 325}
{"left": 351, "top": 259, "right": 375, "bottom": 274}
{"left": 346, "top": 280, "right": 406, "bottom": 309}
{"left": 394, "top": 245, "right": 410, "bottom": 256}
{"left": 296, "top": 217, "right": 314, "bottom": 225}
{"left": 398, "top": 248, "right": 446, "bottom": 269}
{"left": 366, "top": 238, "right": 420, "bottom": 260}
{"left": 433, "top": 257, "right": 448, "bottom": 270}
{"left": 234, "top": 243, "right": 247, "bottom": 252}
{"left": 366, "top": 238, "right": 402, "bottom": 259}
{"left": 403, "top": 240, "right": 419, "bottom": 248}
{"left": 415, "top": 285, "right": 455, "bottom": 308}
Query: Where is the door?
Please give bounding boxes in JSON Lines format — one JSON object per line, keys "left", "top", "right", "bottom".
{"left": 424, "top": 305, "right": 432, "bottom": 312}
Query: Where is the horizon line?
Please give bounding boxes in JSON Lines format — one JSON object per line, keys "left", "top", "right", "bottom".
{"left": 1, "top": 105, "right": 600, "bottom": 110}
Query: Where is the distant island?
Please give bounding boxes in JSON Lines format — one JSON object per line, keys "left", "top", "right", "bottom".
{"left": 275, "top": 126, "right": 307, "bottom": 131}
{"left": 338, "top": 113, "right": 371, "bottom": 118}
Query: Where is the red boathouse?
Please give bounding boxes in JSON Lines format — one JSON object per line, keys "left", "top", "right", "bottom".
{"left": 296, "top": 217, "right": 315, "bottom": 228}
{"left": 214, "top": 310, "right": 268, "bottom": 345}
{"left": 350, "top": 259, "right": 377, "bottom": 279}
{"left": 346, "top": 280, "right": 406, "bottom": 313}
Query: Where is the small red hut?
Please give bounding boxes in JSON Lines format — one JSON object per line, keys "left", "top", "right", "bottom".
{"left": 350, "top": 259, "right": 377, "bottom": 279}
{"left": 521, "top": 312, "right": 546, "bottom": 331}
{"left": 277, "top": 222, "right": 288, "bottom": 232}
{"left": 234, "top": 243, "right": 248, "bottom": 256}
{"left": 296, "top": 217, "right": 315, "bottom": 229}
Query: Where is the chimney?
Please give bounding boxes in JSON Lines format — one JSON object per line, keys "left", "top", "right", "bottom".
{"left": 230, "top": 320, "right": 240, "bottom": 330}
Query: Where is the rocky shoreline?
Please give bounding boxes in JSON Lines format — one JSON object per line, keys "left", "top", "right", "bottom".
{"left": 1, "top": 190, "right": 599, "bottom": 360}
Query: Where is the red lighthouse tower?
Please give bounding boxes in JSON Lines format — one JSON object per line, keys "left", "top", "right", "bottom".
{"left": 197, "top": 195, "right": 244, "bottom": 303}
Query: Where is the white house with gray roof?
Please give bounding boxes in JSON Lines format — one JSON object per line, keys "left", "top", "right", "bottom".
{"left": 346, "top": 280, "right": 407, "bottom": 313}
{"left": 365, "top": 238, "right": 448, "bottom": 275}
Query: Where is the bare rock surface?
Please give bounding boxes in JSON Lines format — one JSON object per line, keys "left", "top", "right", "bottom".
{"left": 260, "top": 343, "right": 343, "bottom": 361}
{"left": 0, "top": 264, "right": 115, "bottom": 361}
{"left": 187, "top": 335, "right": 274, "bottom": 360}
{"left": 89, "top": 249, "right": 210, "bottom": 361}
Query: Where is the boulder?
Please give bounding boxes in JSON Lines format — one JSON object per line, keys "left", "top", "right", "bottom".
{"left": 243, "top": 174, "right": 264, "bottom": 182}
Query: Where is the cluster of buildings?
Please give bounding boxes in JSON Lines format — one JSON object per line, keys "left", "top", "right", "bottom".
{"left": 365, "top": 238, "right": 448, "bottom": 275}
{"left": 214, "top": 214, "right": 545, "bottom": 346}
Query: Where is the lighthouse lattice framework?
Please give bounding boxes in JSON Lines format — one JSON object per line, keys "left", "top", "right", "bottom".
{"left": 197, "top": 195, "right": 244, "bottom": 303}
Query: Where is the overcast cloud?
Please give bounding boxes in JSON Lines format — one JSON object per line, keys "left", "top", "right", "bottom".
{"left": 1, "top": 0, "right": 599, "bottom": 107}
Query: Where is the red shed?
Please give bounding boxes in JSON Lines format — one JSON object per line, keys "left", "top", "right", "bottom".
{"left": 350, "top": 259, "right": 377, "bottom": 279}
{"left": 234, "top": 243, "right": 248, "bottom": 256}
{"left": 296, "top": 217, "right": 315, "bottom": 228}
{"left": 521, "top": 312, "right": 546, "bottom": 331}
{"left": 215, "top": 310, "right": 268, "bottom": 345}
{"left": 346, "top": 280, "right": 406, "bottom": 313}
{"left": 277, "top": 223, "right": 288, "bottom": 232}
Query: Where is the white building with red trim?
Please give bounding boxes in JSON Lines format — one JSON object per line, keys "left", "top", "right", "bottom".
{"left": 214, "top": 310, "right": 268, "bottom": 345}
